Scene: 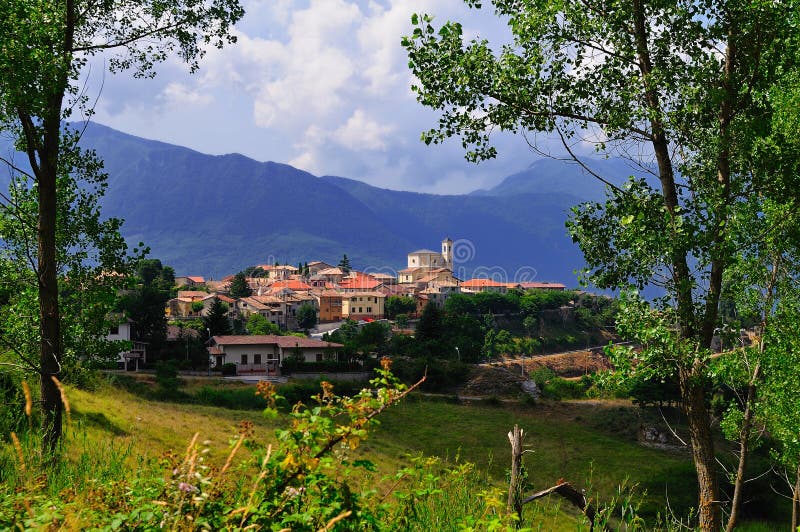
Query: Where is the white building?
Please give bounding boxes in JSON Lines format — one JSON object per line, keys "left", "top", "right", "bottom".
{"left": 107, "top": 318, "right": 147, "bottom": 371}
{"left": 208, "top": 335, "right": 343, "bottom": 375}
{"left": 406, "top": 237, "right": 453, "bottom": 270}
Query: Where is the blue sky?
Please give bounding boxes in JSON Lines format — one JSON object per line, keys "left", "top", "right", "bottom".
{"left": 86, "top": 0, "right": 569, "bottom": 194}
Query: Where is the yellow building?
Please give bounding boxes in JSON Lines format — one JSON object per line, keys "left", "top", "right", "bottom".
{"left": 341, "top": 291, "right": 386, "bottom": 320}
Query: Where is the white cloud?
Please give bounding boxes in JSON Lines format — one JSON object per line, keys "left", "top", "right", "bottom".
{"left": 333, "top": 109, "right": 394, "bottom": 151}
{"left": 89, "top": 0, "right": 544, "bottom": 194}
{"left": 160, "top": 82, "right": 213, "bottom": 107}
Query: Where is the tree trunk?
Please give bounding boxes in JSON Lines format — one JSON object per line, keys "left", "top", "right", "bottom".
{"left": 38, "top": 111, "right": 63, "bottom": 455}
{"left": 792, "top": 465, "right": 800, "bottom": 532}
{"left": 683, "top": 372, "right": 720, "bottom": 531}
{"left": 507, "top": 424, "right": 525, "bottom": 526}
{"left": 725, "top": 363, "right": 760, "bottom": 532}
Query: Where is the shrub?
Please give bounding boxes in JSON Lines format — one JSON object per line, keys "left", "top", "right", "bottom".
{"left": 221, "top": 363, "right": 237, "bottom": 376}
{"left": 195, "top": 386, "right": 264, "bottom": 410}
{"left": 391, "top": 357, "right": 470, "bottom": 392}
{"left": 542, "top": 377, "right": 589, "bottom": 400}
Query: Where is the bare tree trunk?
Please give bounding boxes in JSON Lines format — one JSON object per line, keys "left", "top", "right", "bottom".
{"left": 792, "top": 465, "right": 800, "bottom": 532}
{"left": 725, "top": 363, "right": 760, "bottom": 532}
{"left": 507, "top": 425, "right": 525, "bottom": 526}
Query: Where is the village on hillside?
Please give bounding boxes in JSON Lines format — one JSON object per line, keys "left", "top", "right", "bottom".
{"left": 116, "top": 238, "right": 566, "bottom": 375}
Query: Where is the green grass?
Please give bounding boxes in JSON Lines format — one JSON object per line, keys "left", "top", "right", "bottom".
{"left": 365, "top": 395, "right": 697, "bottom": 523}
{"left": 1, "top": 376, "right": 790, "bottom": 530}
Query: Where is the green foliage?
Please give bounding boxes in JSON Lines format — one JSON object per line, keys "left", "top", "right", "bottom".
{"left": 119, "top": 260, "right": 173, "bottom": 356}
{"left": 228, "top": 271, "right": 252, "bottom": 298}
{"left": 137, "top": 258, "right": 174, "bottom": 291}
{"left": 154, "top": 360, "right": 182, "bottom": 396}
{"left": 296, "top": 303, "right": 317, "bottom": 331}
{"left": 0, "top": 0, "right": 244, "bottom": 451}
{"left": 338, "top": 254, "right": 352, "bottom": 273}
{"left": 385, "top": 295, "right": 416, "bottom": 319}
{"left": 391, "top": 357, "right": 470, "bottom": 392}
{"left": 203, "top": 300, "right": 231, "bottom": 337}
{"left": 242, "top": 265, "right": 268, "bottom": 278}
{"left": 404, "top": 2, "right": 800, "bottom": 526}
{"left": 0, "top": 132, "right": 134, "bottom": 375}
{"left": 246, "top": 313, "right": 280, "bottom": 335}
{"left": 395, "top": 313, "right": 409, "bottom": 329}
{"left": 220, "top": 362, "right": 237, "bottom": 376}
{"left": 0, "top": 365, "right": 420, "bottom": 529}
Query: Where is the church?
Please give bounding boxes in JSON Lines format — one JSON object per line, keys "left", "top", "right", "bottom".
{"left": 398, "top": 238, "right": 455, "bottom": 283}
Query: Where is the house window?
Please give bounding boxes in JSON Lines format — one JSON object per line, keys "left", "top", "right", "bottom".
{"left": 358, "top": 307, "right": 362, "bottom": 313}
{"left": 367, "top": 307, "right": 372, "bottom": 313}
{"left": 316, "top": 353, "right": 323, "bottom": 362}
{"left": 109, "top": 325, "right": 119, "bottom": 335}
{"left": 241, "top": 354, "right": 248, "bottom": 365}
{"left": 254, "top": 354, "right": 262, "bottom": 365}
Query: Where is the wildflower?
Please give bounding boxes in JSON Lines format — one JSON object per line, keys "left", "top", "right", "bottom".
{"left": 179, "top": 482, "right": 197, "bottom": 493}
{"left": 380, "top": 356, "right": 392, "bottom": 370}
{"left": 284, "top": 486, "right": 305, "bottom": 499}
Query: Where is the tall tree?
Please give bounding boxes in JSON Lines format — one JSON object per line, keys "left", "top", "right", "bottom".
{"left": 338, "top": 254, "right": 351, "bottom": 274}
{"left": 119, "top": 259, "right": 175, "bottom": 358}
{"left": 0, "top": 0, "right": 243, "bottom": 452}
{"left": 404, "top": 2, "right": 799, "bottom": 529}
{"left": 203, "top": 300, "right": 231, "bottom": 337}
{"left": 0, "top": 150, "right": 133, "bottom": 374}
{"left": 296, "top": 303, "right": 318, "bottom": 332}
{"left": 229, "top": 271, "right": 252, "bottom": 298}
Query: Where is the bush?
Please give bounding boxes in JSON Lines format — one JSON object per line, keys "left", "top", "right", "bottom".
{"left": 195, "top": 386, "right": 264, "bottom": 410}
{"left": 391, "top": 357, "right": 470, "bottom": 392}
{"left": 155, "top": 361, "right": 182, "bottom": 391}
{"left": 543, "top": 377, "right": 589, "bottom": 400}
{"left": 221, "top": 363, "right": 237, "bottom": 376}
{"left": 277, "top": 380, "right": 364, "bottom": 406}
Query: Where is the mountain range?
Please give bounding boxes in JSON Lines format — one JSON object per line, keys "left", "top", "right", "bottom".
{"left": 2, "top": 123, "right": 654, "bottom": 284}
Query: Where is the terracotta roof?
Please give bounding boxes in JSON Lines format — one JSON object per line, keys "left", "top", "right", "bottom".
{"left": 177, "top": 291, "right": 210, "bottom": 299}
{"left": 339, "top": 278, "right": 382, "bottom": 290}
{"left": 212, "top": 335, "right": 343, "bottom": 349}
{"left": 217, "top": 294, "right": 236, "bottom": 304}
{"left": 314, "top": 290, "right": 343, "bottom": 298}
{"left": 187, "top": 276, "right": 205, "bottom": 283}
{"left": 461, "top": 278, "right": 507, "bottom": 288}
{"left": 318, "top": 267, "right": 344, "bottom": 276}
{"left": 270, "top": 280, "right": 313, "bottom": 291}
{"left": 379, "top": 284, "right": 415, "bottom": 296}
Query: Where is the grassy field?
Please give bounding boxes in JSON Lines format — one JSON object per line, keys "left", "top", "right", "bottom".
{"left": 3, "top": 374, "right": 787, "bottom": 530}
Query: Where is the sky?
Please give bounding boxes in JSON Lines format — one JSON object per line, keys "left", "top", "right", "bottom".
{"left": 85, "top": 0, "right": 571, "bottom": 195}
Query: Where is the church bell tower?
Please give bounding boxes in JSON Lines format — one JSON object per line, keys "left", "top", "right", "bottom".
{"left": 442, "top": 237, "right": 453, "bottom": 270}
